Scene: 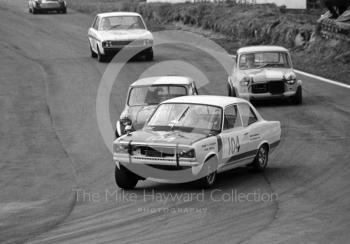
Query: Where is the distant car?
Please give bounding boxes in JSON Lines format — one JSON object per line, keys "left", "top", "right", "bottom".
{"left": 228, "top": 46, "right": 302, "bottom": 104}
{"left": 88, "top": 12, "right": 154, "bottom": 62}
{"left": 113, "top": 95, "right": 281, "bottom": 189}
{"left": 115, "top": 76, "right": 198, "bottom": 138}
{"left": 28, "top": 0, "right": 67, "bottom": 14}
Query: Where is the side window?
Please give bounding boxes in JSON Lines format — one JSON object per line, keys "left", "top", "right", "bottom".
{"left": 238, "top": 103, "right": 258, "bottom": 127}
{"left": 223, "top": 105, "right": 242, "bottom": 130}
{"left": 190, "top": 82, "right": 198, "bottom": 95}
{"left": 92, "top": 16, "right": 99, "bottom": 30}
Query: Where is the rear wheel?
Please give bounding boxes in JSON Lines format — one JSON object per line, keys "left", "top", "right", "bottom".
{"left": 115, "top": 165, "right": 139, "bottom": 190}
{"left": 292, "top": 86, "right": 302, "bottom": 105}
{"left": 251, "top": 145, "right": 269, "bottom": 171}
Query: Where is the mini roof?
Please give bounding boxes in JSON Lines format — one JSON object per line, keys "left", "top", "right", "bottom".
{"left": 131, "top": 76, "right": 194, "bottom": 87}
{"left": 97, "top": 12, "right": 141, "bottom": 18}
{"left": 238, "top": 45, "right": 289, "bottom": 54}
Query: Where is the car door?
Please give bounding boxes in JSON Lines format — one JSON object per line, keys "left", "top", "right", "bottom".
{"left": 88, "top": 16, "right": 100, "bottom": 52}
{"left": 237, "top": 103, "right": 262, "bottom": 156}
{"left": 219, "top": 104, "right": 250, "bottom": 168}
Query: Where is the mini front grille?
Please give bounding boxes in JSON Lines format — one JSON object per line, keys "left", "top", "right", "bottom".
{"left": 251, "top": 84, "right": 268, "bottom": 94}
{"left": 268, "top": 81, "right": 285, "bottom": 94}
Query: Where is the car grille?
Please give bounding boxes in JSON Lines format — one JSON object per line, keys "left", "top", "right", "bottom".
{"left": 110, "top": 40, "right": 135, "bottom": 46}
{"left": 251, "top": 83, "right": 268, "bottom": 93}
{"left": 251, "top": 81, "right": 285, "bottom": 94}
{"left": 268, "top": 81, "right": 285, "bottom": 94}
{"left": 41, "top": 2, "right": 60, "bottom": 8}
{"left": 140, "top": 146, "right": 175, "bottom": 158}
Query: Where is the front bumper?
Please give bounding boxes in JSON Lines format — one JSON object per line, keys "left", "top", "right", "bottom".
{"left": 238, "top": 81, "right": 300, "bottom": 100}
{"left": 33, "top": 6, "right": 66, "bottom": 11}
{"left": 113, "top": 153, "right": 199, "bottom": 167}
{"left": 249, "top": 90, "right": 297, "bottom": 100}
{"left": 102, "top": 46, "right": 152, "bottom": 56}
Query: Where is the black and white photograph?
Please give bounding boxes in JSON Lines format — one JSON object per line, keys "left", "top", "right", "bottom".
{"left": 1, "top": 0, "right": 349, "bottom": 243}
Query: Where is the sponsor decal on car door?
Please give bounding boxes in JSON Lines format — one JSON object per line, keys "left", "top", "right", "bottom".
{"left": 219, "top": 104, "right": 250, "bottom": 166}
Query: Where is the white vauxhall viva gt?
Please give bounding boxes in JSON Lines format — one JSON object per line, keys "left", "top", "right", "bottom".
{"left": 113, "top": 96, "right": 281, "bottom": 189}
{"left": 88, "top": 12, "right": 154, "bottom": 62}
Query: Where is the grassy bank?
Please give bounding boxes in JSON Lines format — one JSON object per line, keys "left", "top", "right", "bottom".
{"left": 67, "top": 1, "right": 350, "bottom": 83}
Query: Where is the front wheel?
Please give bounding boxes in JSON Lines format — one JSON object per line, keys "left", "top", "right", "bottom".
{"left": 196, "top": 156, "right": 217, "bottom": 188}
{"left": 97, "top": 46, "right": 107, "bottom": 62}
{"left": 115, "top": 165, "right": 139, "bottom": 190}
{"left": 227, "top": 83, "right": 237, "bottom": 97}
{"left": 90, "top": 45, "right": 97, "bottom": 58}
{"left": 292, "top": 86, "right": 302, "bottom": 105}
{"left": 145, "top": 48, "right": 154, "bottom": 61}
{"left": 251, "top": 145, "right": 269, "bottom": 171}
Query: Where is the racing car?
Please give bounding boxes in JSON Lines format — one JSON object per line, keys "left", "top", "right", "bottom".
{"left": 115, "top": 76, "right": 198, "bottom": 138}
{"left": 88, "top": 12, "right": 153, "bottom": 62}
{"left": 228, "top": 46, "right": 302, "bottom": 104}
{"left": 113, "top": 95, "right": 281, "bottom": 189}
{"left": 28, "top": 0, "right": 67, "bottom": 14}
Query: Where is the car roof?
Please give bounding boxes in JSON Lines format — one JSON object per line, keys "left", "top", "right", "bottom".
{"left": 130, "top": 76, "right": 194, "bottom": 87}
{"left": 237, "top": 45, "right": 289, "bottom": 54}
{"left": 97, "top": 12, "right": 141, "bottom": 18}
{"left": 162, "top": 95, "right": 247, "bottom": 107}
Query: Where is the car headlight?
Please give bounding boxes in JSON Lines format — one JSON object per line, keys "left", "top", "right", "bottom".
{"left": 114, "top": 143, "right": 128, "bottom": 154}
{"left": 143, "top": 39, "right": 153, "bottom": 46}
{"left": 284, "top": 72, "right": 297, "bottom": 85}
{"left": 239, "top": 76, "right": 251, "bottom": 86}
{"left": 179, "top": 148, "right": 196, "bottom": 159}
{"left": 120, "top": 117, "right": 132, "bottom": 126}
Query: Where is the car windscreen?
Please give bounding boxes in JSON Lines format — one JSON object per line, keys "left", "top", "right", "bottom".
{"left": 239, "top": 52, "right": 291, "bottom": 70}
{"left": 146, "top": 103, "right": 222, "bottom": 134}
{"left": 100, "top": 16, "right": 146, "bottom": 31}
{"left": 128, "top": 85, "right": 187, "bottom": 106}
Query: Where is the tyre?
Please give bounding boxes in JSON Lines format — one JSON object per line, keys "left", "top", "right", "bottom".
{"left": 292, "top": 86, "right": 302, "bottom": 105}
{"left": 62, "top": 7, "right": 67, "bottom": 14}
{"left": 29, "top": 7, "right": 32, "bottom": 13}
{"left": 251, "top": 144, "right": 269, "bottom": 171}
{"left": 32, "top": 8, "right": 37, "bottom": 14}
{"left": 196, "top": 156, "right": 217, "bottom": 188}
{"left": 97, "top": 46, "right": 106, "bottom": 62}
{"left": 115, "top": 165, "right": 139, "bottom": 190}
{"left": 90, "top": 45, "right": 97, "bottom": 58}
{"left": 227, "top": 83, "right": 237, "bottom": 97}
{"left": 145, "top": 48, "right": 153, "bottom": 61}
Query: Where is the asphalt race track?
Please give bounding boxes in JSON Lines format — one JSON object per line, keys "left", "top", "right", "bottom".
{"left": 1, "top": 1, "right": 350, "bottom": 243}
